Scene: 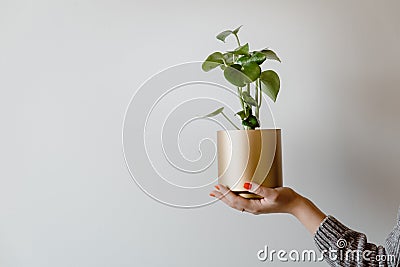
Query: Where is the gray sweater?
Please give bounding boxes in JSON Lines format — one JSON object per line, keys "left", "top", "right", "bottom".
{"left": 314, "top": 208, "right": 400, "bottom": 266}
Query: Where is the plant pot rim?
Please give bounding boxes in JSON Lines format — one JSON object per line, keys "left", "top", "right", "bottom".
{"left": 217, "top": 128, "right": 281, "bottom": 133}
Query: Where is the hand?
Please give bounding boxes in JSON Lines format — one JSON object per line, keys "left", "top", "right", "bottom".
{"left": 209, "top": 183, "right": 300, "bottom": 215}
{"left": 210, "top": 182, "right": 327, "bottom": 234}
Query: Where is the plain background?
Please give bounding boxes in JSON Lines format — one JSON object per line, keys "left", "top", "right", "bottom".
{"left": 1, "top": 0, "right": 399, "bottom": 266}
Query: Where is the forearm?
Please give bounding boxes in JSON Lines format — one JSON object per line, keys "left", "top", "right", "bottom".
{"left": 289, "top": 194, "right": 327, "bottom": 235}
{"left": 211, "top": 184, "right": 398, "bottom": 266}
{"left": 288, "top": 196, "right": 393, "bottom": 266}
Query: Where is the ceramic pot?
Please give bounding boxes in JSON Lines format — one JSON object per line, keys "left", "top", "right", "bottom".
{"left": 217, "top": 129, "right": 283, "bottom": 199}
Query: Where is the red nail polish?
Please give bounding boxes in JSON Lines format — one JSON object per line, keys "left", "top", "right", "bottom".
{"left": 209, "top": 193, "right": 215, "bottom": 197}
{"left": 243, "top": 182, "right": 252, "bottom": 190}
{"left": 214, "top": 185, "right": 220, "bottom": 190}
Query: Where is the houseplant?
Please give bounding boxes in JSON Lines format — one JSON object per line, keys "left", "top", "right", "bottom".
{"left": 202, "top": 26, "right": 283, "bottom": 198}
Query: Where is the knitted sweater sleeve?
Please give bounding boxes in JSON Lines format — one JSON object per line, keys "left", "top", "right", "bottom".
{"left": 313, "top": 209, "right": 400, "bottom": 267}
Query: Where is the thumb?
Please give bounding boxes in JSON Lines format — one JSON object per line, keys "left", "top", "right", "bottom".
{"left": 248, "top": 182, "right": 278, "bottom": 199}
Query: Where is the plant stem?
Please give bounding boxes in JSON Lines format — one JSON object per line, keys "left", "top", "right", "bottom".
{"left": 258, "top": 79, "right": 262, "bottom": 108}
{"left": 221, "top": 57, "right": 228, "bottom": 67}
{"left": 237, "top": 87, "right": 245, "bottom": 110}
{"left": 255, "top": 80, "right": 259, "bottom": 119}
{"left": 233, "top": 33, "right": 241, "bottom": 47}
{"left": 221, "top": 111, "right": 240, "bottom": 130}
{"left": 247, "top": 83, "right": 253, "bottom": 118}
{"left": 236, "top": 87, "right": 246, "bottom": 130}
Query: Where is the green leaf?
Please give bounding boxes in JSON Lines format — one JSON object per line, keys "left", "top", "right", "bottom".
{"left": 242, "top": 114, "right": 260, "bottom": 129}
{"left": 216, "top": 26, "right": 242, "bottom": 42}
{"left": 202, "top": 52, "right": 224, "bottom": 72}
{"left": 223, "top": 52, "right": 234, "bottom": 65}
{"left": 260, "top": 49, "right": 281, "bottom": 62}
{"left": 216, "top": 30, "right": 233, "bottom": 43}
{"left": 242, "top": 91, "right": 258, "bottom": 106}
{"left": 236, "top": 106, "right": 251, "bottom": 119}
{"left": 223, "top": 61, "right": 260, "bottom": 86}
{"left": 236, "top": 110, "right": 247, "bottom": 120}
{"left": 223, "top": 64, "right": 249, "bottom": 87}
{"left": 250, "top": 51, "right": 267, "bottom": 65}
{"left": 231, "top": 43, "right": 249, "bottom": 56}
{"left": 232, "top": 25, "right": 242, "bottom": 34}
{"left": 260, "top": 70, "right": 280, "bottom": 102}
{"left": 236, "top": 55, "right": 251, "bottom": 65}
{"left": 241, "top": 62, "right": 261, "bottom": 82}
{"left": 237, "top": 52, "right": 266, "bottom": 66}
{"left": 203, "top": 107, "right": 224, "bottom": 117}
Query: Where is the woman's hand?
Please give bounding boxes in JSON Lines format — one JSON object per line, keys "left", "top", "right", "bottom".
{"left": 210, "top": 183, "right": 326, "bottom": 234}
{"left": 209, "top": 183, "right": 300, "bottom": 215}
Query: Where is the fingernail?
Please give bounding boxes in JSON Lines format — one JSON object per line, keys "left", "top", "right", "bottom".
{"left": 243, "top": 182, "right": 252, "bottom": 190}
{"left": 214, "top": 185, "right": 220, "bottom": 190}
{"left": 209, "top": 193, "right": 215, "bottom": 197}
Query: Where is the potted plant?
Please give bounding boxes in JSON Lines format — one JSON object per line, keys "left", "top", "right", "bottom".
{"left": 202, "top": 26, "right": 282, "bottom": 199}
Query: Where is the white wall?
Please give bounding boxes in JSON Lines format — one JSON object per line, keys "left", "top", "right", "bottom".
{"left": 1, "top": 0, "right": 399, "bottom": 266}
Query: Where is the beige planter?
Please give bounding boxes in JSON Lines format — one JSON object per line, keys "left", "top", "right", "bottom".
{"left": 217, "top": 129, "right": 283, "bottom": 199}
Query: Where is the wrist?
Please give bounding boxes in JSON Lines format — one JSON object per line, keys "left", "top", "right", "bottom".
{"left": 288, "top": 193, "right": 308, "bottom": 217}
{"left": 289, "top": 195, "right": 326, "bottom": 234}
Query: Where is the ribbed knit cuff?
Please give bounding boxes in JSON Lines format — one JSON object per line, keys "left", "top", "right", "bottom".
{"left": 314, "top": 215, "right": 350, "bottom": 251}
{"left": 313, "top": 212, "right": 400, "bottom": 266}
